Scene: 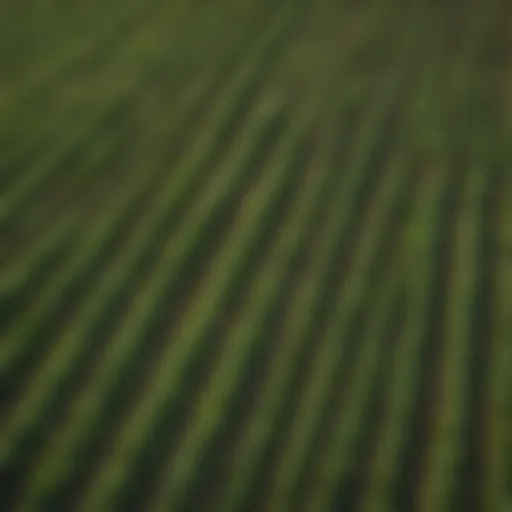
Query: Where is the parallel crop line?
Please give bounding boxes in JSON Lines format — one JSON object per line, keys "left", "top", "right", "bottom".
{"left": 75, "top": 100, "right": 316, "bottom": 512}
{"left": 0, "top": 74, "right": 207, "bottom": 291}
{"left": 146, "top": 100, "right": 339, "bottom": 512}
{"left": 156, "top": 7, "right": 405, "bottom": 506}
{"left": 415, "top": 168, "right": 486, "bottom": 512}
{"left": 268, "top": 150, "right": 410, "bottom": 512}
{"left": 461, "top": 4, "right": 509, "bottom": 509}
{"left": 0, "top": 161, "right": 158, "bottom": 382}
{"left": 338, "top": 10, "right": 457, "bottom": 506}
{"left": 0, "top": 3, "right": 293, "bottom": 389}
{"left": 1, "top": 13, "right": 297, "bottom": 484}
{"left": 259, "top": 11, "right": 426, "bottom": 506}
{"left": 0, "top": 2, "right": 271, "bottom": 197}
{"left": 357, "top": 167, "right": 452, "bottom": 512}
{"left": 0, "top": 77, "right": 216, "bottom": 433}
{"left": 1, "top": 99, "right": 286, "bottom": 512}
{"left": 490, "top": 172, "right": 512, "bottom": 509}
{"left": 209, "top": 98, "right": 362, "bottom": 512}
{"left": 354, "top": 15, "right": 448, "bottom": 512}
{"left": 209, "top": 3, "right": 419, "bottom": 505}
{"left": 395, "top": 5, "right": 499, "bottom": 510}
{"left": 410, "top": 4, "right": 502, "bottom": 509}
{"left": 255, "top": 9, "right": 426, "bottom": 505}
{"left": 1, "top": 3, "right": 274, "bottom": 224}
{"left": 464, "top": 152, "right": 501, "bottom": 511}
{"left": 4, "top": 2, "right": 281, "bottom": 268}
{"left": 0, "top": 169, "right": 163, "bottom": 413}
{"left": 302, "top": 259, "right": 403, "bottom": 512}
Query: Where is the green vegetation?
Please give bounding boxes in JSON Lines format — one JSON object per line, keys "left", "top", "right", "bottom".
{"left": 0, "top": 0, "right": 511, "bottom": 511}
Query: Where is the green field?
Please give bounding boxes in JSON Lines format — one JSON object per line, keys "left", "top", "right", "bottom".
{"left": 0, "top": 0, "right": 511, "bottom": 511}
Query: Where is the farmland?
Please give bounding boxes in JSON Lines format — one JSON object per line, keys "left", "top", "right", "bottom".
{"left": 0, "top": 0, "right": 511, "bottom": 510}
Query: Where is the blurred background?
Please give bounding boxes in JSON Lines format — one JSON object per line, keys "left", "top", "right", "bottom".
{"left": 0, "top": 1, "right": 511, "bottom": 511}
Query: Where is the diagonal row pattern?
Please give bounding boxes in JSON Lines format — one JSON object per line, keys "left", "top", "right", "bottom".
{"left": 0, "top": 1, "right": 510, "bottom": 511}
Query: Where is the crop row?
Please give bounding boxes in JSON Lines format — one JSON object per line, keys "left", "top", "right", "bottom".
{"left": 1, "top": 1, "right": 511, "bottom": 511}
{"left": 0, "top": 5, "right": 299, "bottom": 509}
